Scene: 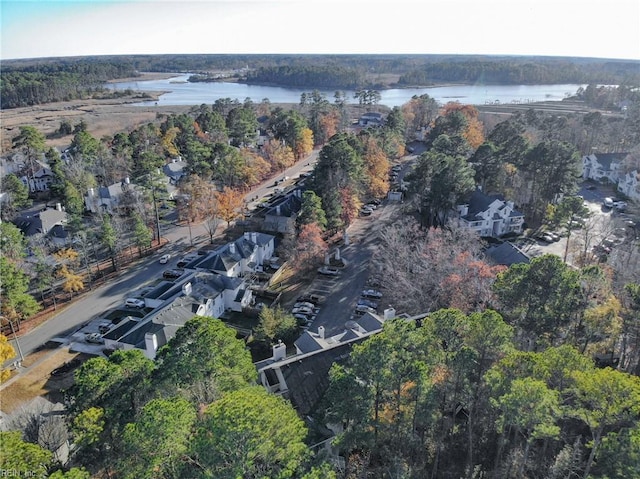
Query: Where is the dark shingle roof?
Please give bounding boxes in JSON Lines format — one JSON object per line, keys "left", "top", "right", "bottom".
{"left": 593, "top": 153, "right": 628, "bottom": 170}
{"left": 485, "top": 242, "right": 530, "bottom": 266}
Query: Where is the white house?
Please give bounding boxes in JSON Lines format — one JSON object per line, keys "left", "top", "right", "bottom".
{"left": 456, "top": 189, "right": 525, "bottom": 238}
{"left": 21, "top": 167, "right": 54, "bottom": 193}
{"left": 618, "top": 170, "right": 640, "bottom": 202}
{"left": 192, "top": 232, "right": 275, "bottom": 277}
{"left": 582, "top": 152, "right": 628, "bottom": 183}
{"left": 103, "top": 272, "right": 252, "bottom": 359}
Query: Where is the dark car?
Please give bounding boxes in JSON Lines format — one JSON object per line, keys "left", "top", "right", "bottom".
{"left": 163, "top": 268, "right": 184, "bottom": 279}
{"left": 297, "top": 294, "right": 326, "bottom": 305}
{"left": 357, "top": 298, "right": 379, "bottom": 309}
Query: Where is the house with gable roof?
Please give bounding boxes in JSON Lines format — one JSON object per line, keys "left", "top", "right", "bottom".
{"left": 456, "top": 188, "right": 524, "bottom": 238}
{"left": 255, "top": 308, "right": 397, "bottom": 415}
{"left": 21, "top": 166, "right": 54, "bottom": 193}
{"left": 582, "top": 152, "right": 628, "bottom": 183}
{"left": 617, "top": 169, "right": 640, "bottom": 202}
{"left": 192, "top": 231, "right": 275, "bottom": 277}
{"left": 103, "top": 271, "right": 252, "bottom": 359}
{"left": 13, "top": 204, "right": 69, "bottom": 246}
{"left": 261, "top": 190, "right": 303, "bottom": 234}
{"left": 84, "top": 177, "right": 142, "bottom": 214}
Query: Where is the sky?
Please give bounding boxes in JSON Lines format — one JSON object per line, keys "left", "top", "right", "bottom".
{"left": 1, "top": 0, "right": 639, "bottom": 61}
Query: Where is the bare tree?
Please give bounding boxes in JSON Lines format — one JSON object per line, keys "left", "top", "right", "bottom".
{"left": 371, "top": 218, "right": 502, "bottom": 315}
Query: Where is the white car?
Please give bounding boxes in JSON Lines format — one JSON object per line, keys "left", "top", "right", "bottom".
{"left": 292, "top": 306, "right": 314, "bottom": 315}
{"left": 361, "top": 289, "right": 383, "bottom": 299}
{"left": 293, "top": 302, "right": 315, "bottom": 310}
{"left": 85, "top": 333, "right": 104, "bottom": 344}
{"left": 125, "top": 298, "right": 145, "bottom": 308}
{"left": 159, "top": 254, "right": 171, "bottom": 264}
{"left": 317, "top": 266, "right": 339, "bottom": 276}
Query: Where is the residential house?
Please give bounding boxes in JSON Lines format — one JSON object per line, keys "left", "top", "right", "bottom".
{"left": 21, "top": 166, "right": 54, "bottom": 193}
{"left": 12, "top": 205, "right": 69, "bottom": 245}
{"left": 260, "top": 190, "right": 303, "bottom": 234}
{"left": 617, "top": 170, "right": 640, "bottom": 202}
{"left": 358, "top": 112, "right": 385, "bottom": 127}
{"left": 103, "top": 272, "right": 252, "bottom": 359}
{"left": 162, "top": 158, "right": 187, "bottom": 199}
{"left": 256, "top": 308, "right": 396, "bottom": 415}
{"left": 582, "top": 152, "right": 628, "bottom": 183}
{"left": 456, "top": 188, "right": 525, "bottom": 238}
{"left": 84, "top": 178, "right": 141, "bottom": 214}
{"left": 192, "top": 232, "right": 275, "bottom": 277}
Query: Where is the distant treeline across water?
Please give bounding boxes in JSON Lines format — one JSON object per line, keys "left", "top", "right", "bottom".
{"left": 2, "top": 54, "right": 638, "bottom": 109}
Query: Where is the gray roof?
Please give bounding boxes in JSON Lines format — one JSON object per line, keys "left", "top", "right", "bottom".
{"left": 13, "top": 208, "right": 68, "bottom": 236}
{"left": 294, "top": 331, "right": 324, "bottom": 354}
{"left": 592, "top": 152, "right": 628, "bottom": 170}
{"left": 485, "top": 241, "right": 530, "bottom": 266}
{"left": 461, "top": 189, "right": 523, "bottom": 221}
{"left": 264, "top": 194, "right": 302, "bottom": 218}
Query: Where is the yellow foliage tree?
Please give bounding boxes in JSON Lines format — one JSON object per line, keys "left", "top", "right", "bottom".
{"left": 0, "top": 334, "right": 16, "bottom": 383}
{"left": 294, "top": 128, "right": 314, "bottom": 159}
{"left": 58, "top": 265, "right": 85, "bottom": 299}
{"left": 264, "top": 139, "right": 295, "bottom": 172}
{"left": 161, "top": 126, "right": 180, "bottom": 157}
{"left": 215, "top": 187, "right": 245, "bottom": 227}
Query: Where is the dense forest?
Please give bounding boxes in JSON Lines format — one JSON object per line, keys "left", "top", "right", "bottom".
{"left": 2, "top": 54, "right": 640, "bottom": 109}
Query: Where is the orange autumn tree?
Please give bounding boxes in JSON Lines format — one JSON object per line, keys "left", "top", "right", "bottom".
{"left": 263, "top": 139, "right": 295, "bottom": 172}
{"left": 215, "top": 187, "right": 245, "bottom": 227}
{"left": 290, "top": 222, "right": 329, "bottom": 271}
{"left": 240, "top": 148, "right": 271, "bottom": 187}
{"left": 339, "top": 186, "right": 362, "bottom": 229}
{"left": 362, "top": 136, "right": 390, "bottom": 199}
{"left": 318, "top": 110, "right": 341, "bottom": 145}
{"left": 441, "top": 103, "right": 485, "bottom": 149}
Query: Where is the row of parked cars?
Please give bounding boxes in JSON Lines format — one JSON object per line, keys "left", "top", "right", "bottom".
{"left": 291, "top": 293, "right": 326, "bottom": 327}
{"left": 361, "top": 198, "right": 382, "bottom": 217}
{"left": 354, "top": 279, "right": 384, "bottom": 315}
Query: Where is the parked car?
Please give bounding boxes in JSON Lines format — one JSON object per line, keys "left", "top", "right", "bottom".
{"left": 125, "top": 298, "right": 145, "bottom": 308}
{"left": 163, "top": 268, "right": 184, "bottom": 279}
{"left": 357, "top": 298, "right": 379, "bottom": 309}
{"left": 297, "top": 294, "right": 326, "bottom": 305}
{"left": 159, "top": 254, "right": 171, "bottom": 264}
{"left": 293, "top": 302, "right": 315, "bottom": 310}
{"left": 537, "top": 234, "right": 554, "bottom": 243}
{"left": 361, "top": 289, "right": 383, "bottom": 299}
{"left": 360, "top": 208, "right": 372, "bottom": 217}
{"left": 98, "top": 321, "right": 112, "bottom": 334}
{"left": 318, "top": 266, "right": 339, "bottom": 276}
{"left": 547, "top": 232, "right": 561, "bottom": 242}
{"left": 292, "top": 306, "right": 314, "bottom": 316}
{"left": 293, "top": 313, "right": 312, "bottom": 326}
{"left": 355, "top": 305, "right": 377, "bottom": 315}
{"left": 363, "top": 203, "right": 377, "bottom": 210}
{"left": 85, "top": 333, "right": 104, "bottom": 344}
{"left": 614, "top": 201, "right": 627, "bottom": 211}
{"left": 603, "top": 197, "right": 616, "bottom": 208}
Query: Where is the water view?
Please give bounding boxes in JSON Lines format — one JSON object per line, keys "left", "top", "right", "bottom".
{"left": 108, "top": 74, "right": 585, "bottom": 108}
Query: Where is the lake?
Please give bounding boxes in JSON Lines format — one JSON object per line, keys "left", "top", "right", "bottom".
{"left": 108, "top": 74, "right": 585, "bottom": 108}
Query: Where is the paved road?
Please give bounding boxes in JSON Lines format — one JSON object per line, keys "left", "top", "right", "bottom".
{"left": 7, "top": 149, "right": 321, "bottom": 362}
{"left": 300, "top": 197, "right": 403, "bottom": 337}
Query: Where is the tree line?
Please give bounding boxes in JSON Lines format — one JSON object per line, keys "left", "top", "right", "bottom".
{"left": 3, "top": 54, "right": 639, "bottom": 109}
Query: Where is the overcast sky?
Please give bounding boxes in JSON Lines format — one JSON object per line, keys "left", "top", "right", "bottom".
{"left": 1, "top": 0, "right": 639, "bottom": 61}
